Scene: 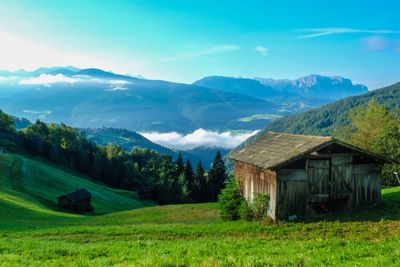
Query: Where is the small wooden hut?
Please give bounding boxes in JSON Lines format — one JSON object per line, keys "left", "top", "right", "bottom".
{"left": 57, "top": 188, "right": 93, "bottom": 213}
{"left": 229, "top": 132, "right": 388, "bottom": 221}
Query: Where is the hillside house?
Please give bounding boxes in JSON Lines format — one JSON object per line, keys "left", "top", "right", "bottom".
{"left": 229, "top": 132, "right": 388, "bottom": 221}
{"left": 57, "top": 188, "right": 93, "bottom": 213}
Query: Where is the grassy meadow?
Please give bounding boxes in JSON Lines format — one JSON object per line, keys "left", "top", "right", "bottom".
{"left": 1, "top": 153, "right": 400, "bottom": 266}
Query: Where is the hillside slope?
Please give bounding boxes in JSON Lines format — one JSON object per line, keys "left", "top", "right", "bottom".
{"left": 2, "top": 187, "right": 400, "bottom": 265}
{"left": 255, "top": 82, "right": 400, "bottom": 137}
{"left": 0, "top": 153, "right": 152, "bottom": 216}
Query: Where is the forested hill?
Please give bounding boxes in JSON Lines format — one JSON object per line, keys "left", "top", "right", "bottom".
{"left": 254, "top": 82, "right": 400, "bottom": 137}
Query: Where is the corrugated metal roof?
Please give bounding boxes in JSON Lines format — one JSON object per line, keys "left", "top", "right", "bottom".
{"left": 229, "top": 132, "right": 333, "bottom": 170}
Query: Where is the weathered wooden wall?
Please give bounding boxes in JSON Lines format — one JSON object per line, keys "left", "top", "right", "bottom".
{"left": 234, "top": 153, "right": 382, "bottom": 221}
{"left": 352, "top": 163, "right": 381, "bottom": 207}
{"left": 235, "top": 161, "right": 277, "bottom": 220}
{"left": 330, "top": 155, "right": 353, "bottom": 203}
{"left": 276, "top": 169, "right": 307, "bottom": 220}
{"left": 307, "top": 159, "right": 330, "bottom": 204}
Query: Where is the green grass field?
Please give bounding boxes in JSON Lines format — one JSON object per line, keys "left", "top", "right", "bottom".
{"left": 1, "top": 153, "right": 400, "bottom": 266}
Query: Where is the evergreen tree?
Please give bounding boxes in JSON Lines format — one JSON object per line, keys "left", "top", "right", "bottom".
{"left": 193, "top": 160, "right": 208, "bottom": 202}
{"left": 175, "top": 152, "right": 185, "bottom": 176}
{"left": 184, "top": 159, "right": 194, "bottom": 201}
{"left": 208, "top": 151, "right": 227, "bottom": 201}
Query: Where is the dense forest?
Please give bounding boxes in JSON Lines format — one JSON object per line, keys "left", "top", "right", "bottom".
{"left": 0, "top": 110, "right": 227, "bottom": 204}
{"left": 257, "top": 82, "right": 400, "bottom": 136}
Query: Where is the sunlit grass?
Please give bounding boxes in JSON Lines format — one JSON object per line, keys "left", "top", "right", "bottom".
{"left": 1, "top": 152, "right": 400, "bottom": 265}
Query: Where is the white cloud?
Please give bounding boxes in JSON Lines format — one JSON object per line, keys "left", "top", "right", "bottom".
{"left": 295, "top": 28, "right": 400, "bottom": 39}
{"left": 140, "top": 128, "right": 259, "bottom": 150}
{"left": 19, "top": 74, "right": 132, "bottom": 89}
{"left": 105, "top": 86, "right": 129, "bottom": 91}
{"left": 159, "top": 44, "right": 241, "bottom": 62}
{"left": 255, "top": 46, "right": 268, "bottom": 56}
{"left": 20, "top": 74, "right": 78, "bottom": 85}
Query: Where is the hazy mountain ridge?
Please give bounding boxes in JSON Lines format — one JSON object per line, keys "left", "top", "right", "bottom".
{"left": 256, "top": 74, "right": 368, "bottom": 100}
{"left": 0, "top": 67, "right": 283, "bottom": 133}
{"left": 194, "top": 74, "right": 368, "bottom": 103}
{"left": 0, "top": 67, "right": 368, "bottom": 136}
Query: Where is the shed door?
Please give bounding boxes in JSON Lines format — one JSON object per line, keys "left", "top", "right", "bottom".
{"left": 330, "top": 155, "right": 353, "bottom": 200}
{"left": 307, "top": 159, "right": 330, "bottom": 203}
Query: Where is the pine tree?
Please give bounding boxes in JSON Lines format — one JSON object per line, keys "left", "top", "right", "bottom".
{"left": 193, "top": 160, "right": 208, "bottom": 202}
{"left": 175, "top": 152, "right": 185, "bottom": 176}
{"left": 208, "top": 151, "right": 227, "bottom": 201}
{"left": 184, "top": 159, "right": 194, "bottom": 201}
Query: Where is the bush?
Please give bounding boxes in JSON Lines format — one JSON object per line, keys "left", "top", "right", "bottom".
{"left": 252, "top": 193, "right": 270, "bottom": 220}
{"left": 239, "top": 193, "right": 270, "bottom": 221}
{"left": 218, "top": 177, "right": 271, "bottom": 221}
{"left": 239, "top": 200, "right": 253, "bottom": 221}
{"left": 218, "top": 177, "right": 244, "bottom": 220}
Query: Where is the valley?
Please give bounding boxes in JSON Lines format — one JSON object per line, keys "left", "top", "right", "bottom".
{"left": 0, "top": 67, "right": 368, "bottom": 134}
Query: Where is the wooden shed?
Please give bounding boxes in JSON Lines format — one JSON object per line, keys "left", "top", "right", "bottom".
{"left": 57, "top": 188, "right": 93, "bottom": 213}
{"left": 229, "top": 132, "right": 388, "bottom": 221}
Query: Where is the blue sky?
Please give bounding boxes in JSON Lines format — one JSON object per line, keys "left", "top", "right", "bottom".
{"left": 0, "top": 0, "right": 399, "bottom": 88}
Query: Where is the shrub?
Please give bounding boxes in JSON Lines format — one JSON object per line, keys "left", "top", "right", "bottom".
{"left": 252, "top": 193, "right": 270, "bottom": 220}
{"left": 218, "top": 177, "right": 243, "bottom": 220}
{"left": 239, "top": 200, "right": 254, "bottom": 221}
{"left": 239, "top": 193, "right": 270, "bottom": 221}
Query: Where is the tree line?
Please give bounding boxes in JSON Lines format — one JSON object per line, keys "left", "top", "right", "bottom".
{"left": 0, "top": 110, "right": 227, "bottom": 204}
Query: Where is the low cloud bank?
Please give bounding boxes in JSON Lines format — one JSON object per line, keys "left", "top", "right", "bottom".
{"left": 140, "top": 128, "right": 259, "bottom": 150}
{"left": 19, "top": 74, "right": 130, "bottom": 89}
{"left": 20, "top": 74, "right": 77, "bottom": 84}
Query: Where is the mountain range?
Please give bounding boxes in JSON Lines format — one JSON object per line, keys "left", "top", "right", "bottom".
{"left": 0, "top": 67, "right": 368, "bottom": 135}
{"left": 194, "top": 75, "right": 368, "bottom": 108}
{"left": 0, "top": 67, "right": 282, "bottom": 133}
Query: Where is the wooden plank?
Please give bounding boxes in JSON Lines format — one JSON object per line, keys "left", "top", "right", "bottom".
{"left": 278, "top": 169, "right": 307, "bottom": 181}
{"left": 354, "top": 163, "right": 381, "bottom": 174}
{"left": 330, "top": 155, "right": 353, "bottom": 201}
{"left": 278, "top": 180, "right": 307, "bottom": 219}
{"left": 353, "top": 164, "right": 381, "bottom": 207}
{"left": 234, "top": 161, "right": 278, "bottom": 220}
{"left": 307, "top": 159, "right": 330, "bottom": 203}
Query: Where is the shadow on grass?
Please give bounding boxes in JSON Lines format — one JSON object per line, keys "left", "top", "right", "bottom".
{"left": 302, "top": 189, "right": 400, "bottom": 223}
